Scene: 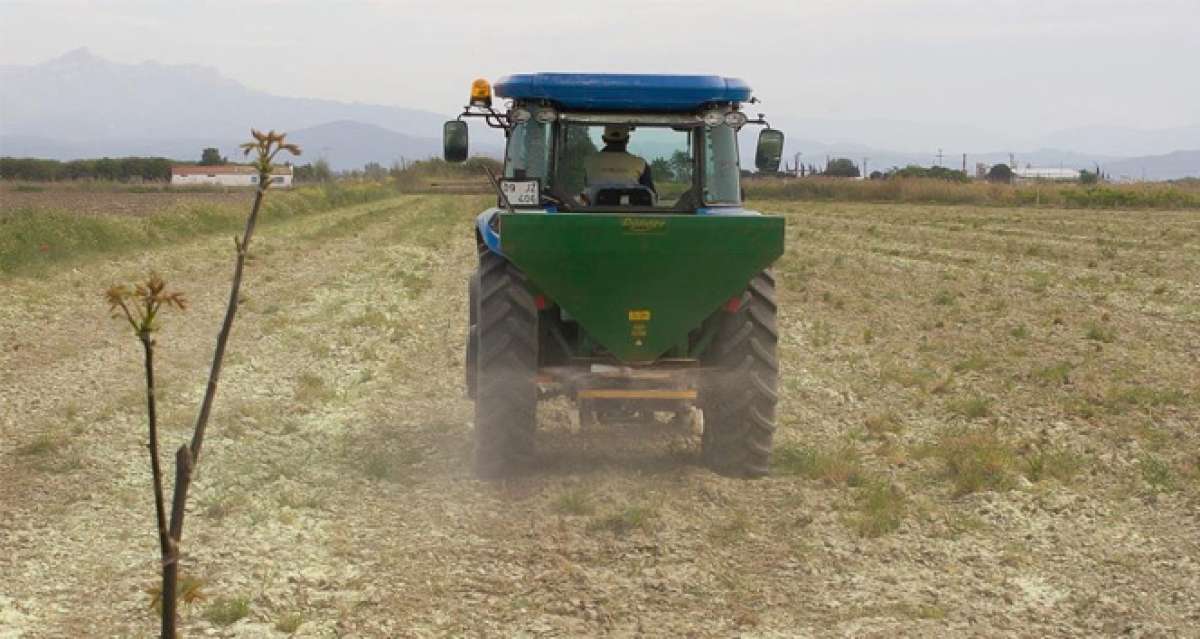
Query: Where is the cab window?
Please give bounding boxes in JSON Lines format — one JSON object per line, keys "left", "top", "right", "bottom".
{"left": 554, "top": 123, "right": 695, "bottom": 209}
{"left": 504, "top": 120, "right": 552, "bottom": 182}
{"left": 703, "top": 124, "right": 741, "bottom": 206}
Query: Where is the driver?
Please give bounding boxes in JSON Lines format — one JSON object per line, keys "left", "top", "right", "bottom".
{"left": 584, "top": 125, "right": 655, "bottom": 194}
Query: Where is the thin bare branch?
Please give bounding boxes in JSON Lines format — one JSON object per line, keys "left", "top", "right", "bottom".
{"left": 139, "top": 334, "right": 170, "bottom": 562}
{"left": 107, "top": 128, "right": 297, "bottom": 638}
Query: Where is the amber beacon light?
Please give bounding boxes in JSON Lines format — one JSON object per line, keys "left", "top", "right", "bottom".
{"left": 469, "top": 78, "right": 492, "bottom": 108}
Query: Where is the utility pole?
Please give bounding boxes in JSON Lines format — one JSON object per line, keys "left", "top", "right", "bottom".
{"left": 962, "top": 153, "right": 967, "bottom": 174}
{"left": 936, "top": 148, "right": 944, "bottom": 167}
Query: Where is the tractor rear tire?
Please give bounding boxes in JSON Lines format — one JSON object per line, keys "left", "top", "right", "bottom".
{"left": 701, "top": 271, "right": 779, "bottom": 478}
{"left": 472, "top": 249, "right": 538, "bottom": 478}
{"left": 465, "top": 271, "right": 479, "bottom": 399}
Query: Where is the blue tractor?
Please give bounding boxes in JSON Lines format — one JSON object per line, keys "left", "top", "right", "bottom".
{"left": 444, "top": 73, "right": 786, "bottom": 478}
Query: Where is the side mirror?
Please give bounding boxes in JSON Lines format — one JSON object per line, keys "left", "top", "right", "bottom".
{"left": 443, "top": 121, "right": 468, "bottom": 163}
{"left": 755, "top": 128, "right": 785, "bottom": 173}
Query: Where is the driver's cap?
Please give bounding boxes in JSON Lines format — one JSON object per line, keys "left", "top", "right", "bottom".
{"left": 602, "top": 125, "right": 631, "bottom": 144}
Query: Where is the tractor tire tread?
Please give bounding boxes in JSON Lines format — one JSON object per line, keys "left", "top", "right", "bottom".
{"left": 701, "top": 271, "right": 779, "bottom": 478}
{"left": 472, "top": 249, "right": 538, "bottom": 479}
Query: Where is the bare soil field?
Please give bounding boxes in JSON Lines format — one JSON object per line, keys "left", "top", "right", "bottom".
{"left": 1, "top": 184, "right": 253, "bottom": 216}
{"left": 1, "top": 194, "right": 1198, "bottom": 637}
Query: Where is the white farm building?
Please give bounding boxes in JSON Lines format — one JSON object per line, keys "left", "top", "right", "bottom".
{"left": 171, "top": 164, "right": 293, "bottom": 188}
{"left": 1012, "top": 167, "right": 1081, "bottom": 182}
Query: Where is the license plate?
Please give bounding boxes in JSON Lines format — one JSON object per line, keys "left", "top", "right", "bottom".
{"left": 500, "top": 179, "right": 540, "bottom": 207}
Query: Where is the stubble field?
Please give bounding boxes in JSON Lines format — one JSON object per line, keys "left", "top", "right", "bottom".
{"left": 1, "top": 184, "right": 253, "bottom": 216}
{"left": 1, "top": 190, "right": 1198, "bottom": 637}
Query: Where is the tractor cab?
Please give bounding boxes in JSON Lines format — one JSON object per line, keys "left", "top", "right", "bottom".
{"left": 444, "top": 73, "right": 785, "bottom": 213}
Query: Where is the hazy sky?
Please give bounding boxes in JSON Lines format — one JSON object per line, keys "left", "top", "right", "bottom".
{"left": 2, "top": 0, "right": 1197, "bottom": 139}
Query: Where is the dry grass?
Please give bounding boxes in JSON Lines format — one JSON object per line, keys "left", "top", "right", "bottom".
{"left": 552, "top": 487, "right": 596, "bottom": 516}
{"left": 767, "top": 197, "right": 1197, "bottom": 499}
{"left": 1139, "top": 455, "right": 1177, "bottom": 491}
{"left": 745, "top": 176, "right": 1200, "bottom": 209}
{"left": 773, "top": 444, "right": 864, "bottom": 485}
{"left": 293, "top": 372, "right": 336, "bottom": 405}
{"left": 587, "top": 504, "right": 658, "bottom": 536}
{"left": 0, "top": 182, "right": 400, "bottom": 275}
{"left": 863, "top": 412, "right": 904, "bottom": 439}
{"left": 708, "top": 509, "right": 754, "bottom": 543}
{"left": 947, "top": 395, "right": 993, "bottom": 420}
{"left": 1022, "top": 447, "right": 1086, "bottom": 484}
{"left": 274, "top": 613, "right": 304, "bottom": 634}
{"left": 848, "top": 480, "right": 908, "bottom": 537}
{"left": 202, "top": 596, "right": 250, "bottom": 626}
{"left": 15, "top": 432, "right": 66, "bottom": 457}
{"left": 3, "top": 192, "right": 1199, "bottom": 635}
{"left": 924, "top": 428, "right": 1015, "bottom": 495}
{"left": 339, "top": 420, "right": 425, "bottom": 482}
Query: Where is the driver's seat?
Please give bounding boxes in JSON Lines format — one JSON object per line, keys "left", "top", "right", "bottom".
{"left": 583, "top": 183, "right": 656, "bottom": 207}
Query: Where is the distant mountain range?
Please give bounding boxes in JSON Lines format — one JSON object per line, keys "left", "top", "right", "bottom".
{"left": 0, "top": 48, "right": 500, "bottom": 169}
{"left": 1, "top": 49, "right": 1197, "bottom": 179}
{"left": 283, "top": 120, "right": 448, "bottom": 171}
{"left": 0, "top": 123, "right": 463, "bottom": 172}
{"left": 1101, "top": 150, "right": 1200, "bottom": 182}
{"left": 1042, "top": 124, "right": 1200, "bottom": 158}
{"left": 767, "top": 117, "right": 1200, "bottom": 160}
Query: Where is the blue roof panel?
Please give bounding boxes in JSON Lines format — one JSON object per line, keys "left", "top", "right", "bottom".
{"left": 493, "top": 73, "right": 752, "bottom": 111}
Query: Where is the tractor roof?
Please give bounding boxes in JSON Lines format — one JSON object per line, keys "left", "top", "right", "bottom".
{"left": 493, "top": 73, "right": 752, "bottom": 111}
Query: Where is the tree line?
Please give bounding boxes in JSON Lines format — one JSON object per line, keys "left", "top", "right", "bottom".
{"left": 778, "top": 159, "right": 1108, "bottom": 185}
{"left": 0, "top": 157, "right": 175, "bottom": 182}
{"left": 767, "top": 157, "right": 1006, "bottom": 182}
